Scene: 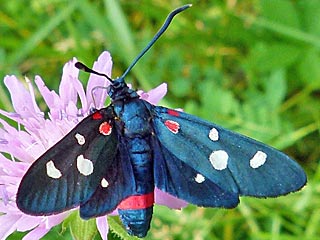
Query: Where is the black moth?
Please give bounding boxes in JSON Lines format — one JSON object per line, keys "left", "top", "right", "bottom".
{"left": 17, "top": 4, "right": 306, "bottom": 238}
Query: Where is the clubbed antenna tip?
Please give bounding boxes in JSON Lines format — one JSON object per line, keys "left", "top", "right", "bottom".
{"left": 75, "top": 62, "right": 113, "bottom": 82}
{"left": 120, "top": 4, "right": 192, "bottom": 79}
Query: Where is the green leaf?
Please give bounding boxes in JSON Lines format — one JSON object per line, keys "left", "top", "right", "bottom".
{"left": 248, "top": 43, "right": 301, "bottom": 72}
{"left": 171, "top": 76, "right": 192, "bottom": 97}
{"left": 198, "top": 79, "right": 239, "bottom": 127}
{"left": 298, "top": 0, "right": 320, "bottom": 37}
{"left": 6, "top": 2, "right": 77, "bottom": 67}
{"left": 108, "top": 216, "right": 139, "bottom": 240}
{"left": 68, "top": 211, "right": 98, "bottom": 240}
{"left": 298, "top": 47, "right": 320, "bottom": 86}
{"left": 265, "top": 69, "right": 287, "bottom": 110}
{"left": 260, "top": 0, "right": 300, "bottom": 29}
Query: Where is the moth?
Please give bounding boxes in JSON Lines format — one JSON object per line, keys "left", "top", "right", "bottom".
{"left": 17, "top": 4, "right": 306, "bottom": 238}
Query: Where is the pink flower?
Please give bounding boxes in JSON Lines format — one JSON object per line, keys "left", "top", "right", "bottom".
{"left": 0, "top": 51, "right": 187, "bottom": 239}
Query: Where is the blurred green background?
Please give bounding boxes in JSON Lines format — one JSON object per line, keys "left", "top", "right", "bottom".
{"left": 1, "top": 0, "right": 319, "bottom": 239}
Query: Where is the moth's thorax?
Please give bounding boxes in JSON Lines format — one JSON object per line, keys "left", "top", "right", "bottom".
{"left": 114, "top": 99, "right": 153, "bottom": 138}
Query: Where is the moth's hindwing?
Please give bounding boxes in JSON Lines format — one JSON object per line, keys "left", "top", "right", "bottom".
{"left": 153, "top": 136, "right": 239, "bottom": 208}
{"left": 79, "top": 138, "right": 137, "bottom": 219}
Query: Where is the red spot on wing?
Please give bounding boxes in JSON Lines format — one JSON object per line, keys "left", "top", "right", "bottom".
{"left": 92, "top": 112, "right": 103, "bottom": 120}
{"left": 167, "top": 109, "right": 180, "bottom": 117}
{"left": 99, "top": 122, "right": 112, "bottom": 135}
{"left": 164, "top": 120, "right": 180, "bottom": 134}
{"left": 117, "top": 192, "right": 154, "bottom": 210}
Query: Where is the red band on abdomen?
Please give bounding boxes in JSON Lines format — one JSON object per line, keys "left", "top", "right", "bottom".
{"left": 117, "top": 192, "right": 154, "bottom": 210}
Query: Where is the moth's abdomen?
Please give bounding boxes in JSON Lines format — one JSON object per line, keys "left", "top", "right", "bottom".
{"left": 118, "top": 207, "right": 153, "bottom": 238}
{"left": 115, "top": 99, "right": 155, "bottom": 237}
{"left": 118, "top": 193, "right": 154, "bottom": 237}
{"left": 118, "top": 137, "right": 154, "bottom": 236}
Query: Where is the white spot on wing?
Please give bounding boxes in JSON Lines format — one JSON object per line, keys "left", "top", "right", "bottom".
{"left": 101, "top": 178, "right": 109, "bottom": 188}
{"left": 75, "top": 133, "right": 85, "bottom": 145}
{"left": 250, "top": 151, "right": 267, "bottom": 169}
{"left": 46, "top": 160, "right": 62, "bottom": 179}
{"left": 194, "top": 173, "right": 205, "bottom": 183}
{"left": 77, "top": 155, "right": 93, "bottom": 176}
{"left": 209, "top": 150, "right": 229, "bottom": 170}
{"left": 209, "top": 128, "right": 219, "bottom": 141}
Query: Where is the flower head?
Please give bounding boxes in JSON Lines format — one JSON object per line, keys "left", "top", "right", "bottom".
{"left": 0, "top": 51, "right": 186, "bottom": 239}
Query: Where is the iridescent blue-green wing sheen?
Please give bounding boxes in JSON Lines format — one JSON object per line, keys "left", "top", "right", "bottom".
{"left": 152, "top": 136, "right": 239, "bottom": 207}
{"left": 151, "top": 105, "right": 306, "bottom": 205}
{"left": 79, "top": 137, "right": 136, "bottom": 219}
{"left": 16, "top": 106, "right": 120, "bottom": 215}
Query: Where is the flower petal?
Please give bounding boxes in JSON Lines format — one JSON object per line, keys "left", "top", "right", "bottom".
{"left": 0, "top": 118, "right": 34, "bottom": 162}
{"left": 138, "top": 83, "right": 167, "bottom": 105}
{"left": 155, "top": 188, "right": 188, "bottom": 209}
{"left": 44, "top": 213, "right": 69, "bottom": 229}
{"left": 96, "top": 216, "right": 109, "bottom": 240}
{"left": 22, "top": 225, "right": 50, "bottom": 240}
{"left": 16, "top": 215, "right": 42, "bottom": 231}
{"left": 69, "top": 76, "right": 88, "bottom": 114}
{"left": 25, "top": 77, "right": 42, "bottom": 114}
{"left": 34, "top": 75, "right": 62, "bottom": 119}
{"left": 59, "top": 58, "right": 80, "bottom": 107}
{"left": 0, "top": 185, "right": 9, "bottom": 205}
{"left": 0, "top": 214, "right": 20, "bottom": 239}
{"left": 86, "top": 51, "right": 112, "bottom": 109}
{"left": 4, "top": 76, "right": 39, "bottom": 119}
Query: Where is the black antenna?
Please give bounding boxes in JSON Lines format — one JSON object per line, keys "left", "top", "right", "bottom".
{"left": 120, "top": 4, "right": 192, "bottom": 80}
{"left": 75, "top": 62, "right": 113, "bottom": 82}
{"left": 75, "top": 4, "right": 191, "bottom": 83}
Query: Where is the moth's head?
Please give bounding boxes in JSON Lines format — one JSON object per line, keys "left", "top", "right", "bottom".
{"left": 107, "top": 77, "right": 138, "bottom": 101}
{"left": 75, "top": 62, "right": 137, "bottom": 102}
